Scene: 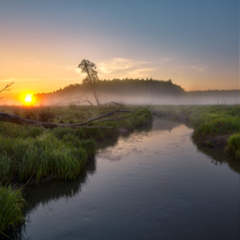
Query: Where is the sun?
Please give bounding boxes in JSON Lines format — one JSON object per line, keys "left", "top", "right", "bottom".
{"left": 25, "top": 94, "right": 33, "bottom": 103}
{"left": 20, "top": 92, "right": 35, "bottom": 106}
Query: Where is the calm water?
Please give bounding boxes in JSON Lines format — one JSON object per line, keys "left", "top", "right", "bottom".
{"left": 23, "top": 119, "right": 239, "bottom": 240}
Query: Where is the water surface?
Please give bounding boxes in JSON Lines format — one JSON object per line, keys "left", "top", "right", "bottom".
{"left": 23, "top": 119, "right": 239, "bottom": 240}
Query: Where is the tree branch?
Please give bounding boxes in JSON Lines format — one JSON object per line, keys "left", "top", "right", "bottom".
{"left": 78, "top": 110, "right": 135, "bottom": 125}
{"left": 0, "top": 109, "right": 136, "bottom": 129}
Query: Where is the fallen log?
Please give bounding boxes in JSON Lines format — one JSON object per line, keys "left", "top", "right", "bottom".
{"left": 0, "top": 109, "right": 136, "bottom": 129}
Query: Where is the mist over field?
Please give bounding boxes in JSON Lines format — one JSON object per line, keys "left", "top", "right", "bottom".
{"left": 35, "top": 79, "right": 240, "bottom": 106}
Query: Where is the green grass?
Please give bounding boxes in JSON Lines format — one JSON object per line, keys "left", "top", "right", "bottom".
{"left": 193, "top": 117, "right": 240, "bottom": 138}
{"left": 0, "top": 131, "right": 89, "bottom": 184}
{"left": 0, "top": 186, "right": 25, "bottom": 234}
{"left": 227, "top": 133, "right": 240, "bottom": 160}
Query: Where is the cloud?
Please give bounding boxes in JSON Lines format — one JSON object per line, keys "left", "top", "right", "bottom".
{"left": 97, "top": 58, "right": 133, "bottom": 75}
{"left": 160, "top": 57, "right": 172, "bottom": 63}
{"left": 128, "top": 68, "right": 157, "bottom": 78}
{"left": 61, "top": 58, "right": 156, "bottom": 80}
{"left": 96, "top": 58, "right": 154, "bottom": 79}
{"left": 63, "top": 65, "right": 85, "bottom": 78}
{"left": 189, "top": 65, "right": 206, "bottom": 72}
{"left": 33, "top": 61, "right": 41, "bottom": 65}
{"left": 48, "top": 63, "right": 60, "bottom": 68}
{"left": 0, "top": 78, "right": 16, "bottom": 83}
{"left": 64, "top": 65, "right": 76, "bottom": 71}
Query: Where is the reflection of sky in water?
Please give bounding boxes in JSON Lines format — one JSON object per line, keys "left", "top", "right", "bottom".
{"left": 23, "top": 119, "right": 239, "bottom": 240}
{"left": 97, "top": 119, "right": 191, "bottom": 162}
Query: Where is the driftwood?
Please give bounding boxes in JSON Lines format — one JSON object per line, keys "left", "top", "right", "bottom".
{"left": 0, "top": 110, "right": 136, "bottom": 129}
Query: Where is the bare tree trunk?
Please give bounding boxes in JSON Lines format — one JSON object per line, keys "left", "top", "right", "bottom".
{"left": 86, "top": 71, "right": 100, "bottom": 106}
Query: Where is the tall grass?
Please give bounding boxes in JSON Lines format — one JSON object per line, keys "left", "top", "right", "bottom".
{"left": 227, "top": 133, "right": 240, "bottom": 160}
{"left": 0, "top": 186, "right": 25, "bottom": 234}
{"left": 193, "top": 117, "right": 240, "bottom": 138}
{"left": 0, "top": 122, "right": 44, "bottom": 139}
{"left": 0, "top": 132, "right": 89, "bottom": 184}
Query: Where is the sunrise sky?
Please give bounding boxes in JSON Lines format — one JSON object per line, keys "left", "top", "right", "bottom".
{"left": 0, "top": 0, "right": 239, "bottom": 104}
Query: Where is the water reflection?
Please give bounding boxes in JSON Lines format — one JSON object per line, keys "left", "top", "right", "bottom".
{"left": 5, "top": 159, "right": 97, "bottom": 240}
{"left": 195, "top": 143, "right": 240, "bottom": 174}
{"left": 15, "top": 119, "right": 239, "bottom": 240}
{"left": 97, "top": 119, "right": 181, "bottom": 161}
{"left": 23, "top": 159, "right": 96, "bottom": 212}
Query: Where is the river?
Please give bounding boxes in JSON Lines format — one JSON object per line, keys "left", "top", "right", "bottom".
{"left": 22, "top": 119, "right": 239, "bottom": 240}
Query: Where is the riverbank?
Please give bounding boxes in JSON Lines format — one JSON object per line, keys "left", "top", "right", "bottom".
{"left": 0, "top": 105, "right": 152, "bottom": 237}
{"left": 150, "top": 105, "right": 240, "bottom": 158}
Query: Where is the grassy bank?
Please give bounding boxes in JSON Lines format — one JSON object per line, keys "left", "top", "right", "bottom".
{"left": 0, "top": 105, "right": 152, "bottom": 235}
{"left": 150, "top": 105, "right": 240, "bottom": 159}
{"left": 0, "top": 186, "right": 25, "bottom": 237}
{"left": 0, "top": 106, "right": 152, "bottom": 185}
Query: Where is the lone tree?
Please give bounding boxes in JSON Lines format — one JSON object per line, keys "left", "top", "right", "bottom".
{"left": 78, "top": 59, "right": 100, "bottom": 106}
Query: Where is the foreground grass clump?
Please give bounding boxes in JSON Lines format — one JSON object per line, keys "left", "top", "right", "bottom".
{"left": 0, "top": 186, "right": 25, "bottom": 234}
{"left": 0, "top": 131, "right": 89, "bottom": 184}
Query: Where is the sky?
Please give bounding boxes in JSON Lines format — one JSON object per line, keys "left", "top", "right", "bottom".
{"left": 0, "top": 0, "right": 239, "bottom": 103}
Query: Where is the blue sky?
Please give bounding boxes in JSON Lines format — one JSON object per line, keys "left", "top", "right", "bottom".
{"left": 0, "top": 0, "right": 239, "bottom": 99}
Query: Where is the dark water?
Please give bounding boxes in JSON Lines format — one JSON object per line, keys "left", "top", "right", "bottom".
{"left": 23, "top": 119, "right": 239, "bottom": 240}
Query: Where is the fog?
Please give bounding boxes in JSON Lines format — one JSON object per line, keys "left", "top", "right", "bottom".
{"left": 37, "top": 90, "right": 239, "bottom": 106}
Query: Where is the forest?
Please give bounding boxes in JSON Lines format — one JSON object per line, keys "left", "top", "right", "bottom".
{"left": 35, "top": 78, "right": 239, "bottom": 106}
